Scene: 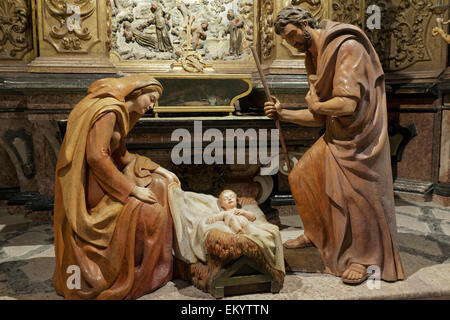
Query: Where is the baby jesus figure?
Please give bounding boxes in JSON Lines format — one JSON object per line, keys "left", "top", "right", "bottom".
{"left": 206, "top": 189, "right": 256, "bottom": 234}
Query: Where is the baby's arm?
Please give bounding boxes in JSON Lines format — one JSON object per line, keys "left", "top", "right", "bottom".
{"left": 235, "top": 209, "right": 256, "bottom": 222}
{"left": 206, "top": 212, "right": 225, "bottom": 224}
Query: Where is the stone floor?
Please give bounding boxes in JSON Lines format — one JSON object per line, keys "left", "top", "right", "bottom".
{"left": 0, "top": 197, "right": 449, "bottom": 300}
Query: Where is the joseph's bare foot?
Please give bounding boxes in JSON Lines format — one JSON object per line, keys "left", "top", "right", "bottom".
{"left": 341, "top": 263, "right": 368, "bottom": 285}
{"left": 283, "top": 234, "right": 314, "bottom": 249}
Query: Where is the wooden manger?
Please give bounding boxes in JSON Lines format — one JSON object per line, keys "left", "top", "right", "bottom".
{"left": 174, "top": 229, "right": 284, "bottom": 299}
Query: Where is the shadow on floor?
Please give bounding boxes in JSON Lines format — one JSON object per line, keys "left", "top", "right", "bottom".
{"left": 0, "top": 257, "right": 59, "bottom": 299}
{"left": 284, "top": 232, "right": 450, "bottom": 278}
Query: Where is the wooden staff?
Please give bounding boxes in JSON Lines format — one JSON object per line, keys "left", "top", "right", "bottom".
{"left": 251, "top": 47, "right": 291, "bottom": 172}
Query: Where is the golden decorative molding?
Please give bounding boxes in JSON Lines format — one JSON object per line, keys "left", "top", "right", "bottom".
{"left": 177, "top": 50, "right": 209, "bottom": 73}
{"left": 293, "top": 0, "right": 326, "bottom": 21}
{"left": 260, "top": 0, "right": 275, "bottom": 59}
{"left": 152, "top": 74, "right": 252, "bottom": 117}
{"left": 105, "top": 0, "right": 112, "bottom": 52}
{"left": 44, "top": 0, "right": 96, "bottom": 53}
{"left": 29, "top": 0, "right": 114, "bottom": 73}
{"left": 2, "top": 0, "right": 441, "bottom": 78}
{"left": 432, "top": 24, "right": 450, "bottom": 43}
{"left": 171, "top": 13, "right": 212, "bottom": 73}
{"left": 364, "top": 0, "right": 434, "bottom": 72}
{"left": 0, "top": 0, "right": 34, "bottom": 62}
{"left": 331, "top": 0, "right": 363, "bottom": 27}
{"left": 431, "top": 4, "right": 450, "bottom": 44}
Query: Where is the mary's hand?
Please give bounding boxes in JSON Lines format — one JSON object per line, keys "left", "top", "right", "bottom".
{"left": 131, "top": 186, "right": 158, "bottom": 204}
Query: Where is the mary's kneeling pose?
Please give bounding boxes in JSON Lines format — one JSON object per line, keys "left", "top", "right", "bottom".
{"left": 53, "top": 74, "right": 179, "bottom": 300}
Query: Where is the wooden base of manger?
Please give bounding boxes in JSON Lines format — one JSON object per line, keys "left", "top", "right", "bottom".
{"left": 174, "top": 229, "right": 284, "bottom": 299}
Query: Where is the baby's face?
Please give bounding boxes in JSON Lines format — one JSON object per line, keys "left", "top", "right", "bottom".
{"left": 219, "top": 191, "right": 237, "bottom": 210}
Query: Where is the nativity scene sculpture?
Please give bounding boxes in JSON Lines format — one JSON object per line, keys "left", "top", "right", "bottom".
{"left": 52, "top": 4, "right": 407, "bottom": 301}
{"left": 53, "top": 74, "right": 285, "bottom": 300}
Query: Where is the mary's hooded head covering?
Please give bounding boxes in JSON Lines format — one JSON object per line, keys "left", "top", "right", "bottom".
{"left": 87, "top": 74, "right": 163, "bottom": 102}
{"left": 54, "top": 74, "right": 164, "bottom": 248}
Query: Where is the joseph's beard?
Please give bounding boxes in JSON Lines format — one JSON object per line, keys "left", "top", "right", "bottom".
{"left": 296, "top": 44, "right": 307, "bottom": 53}
{"left": 295, "top": 29, "right": 312, "bottom": 53}
{"left": 294, "top": 41, "right": 307, "bottom": 53}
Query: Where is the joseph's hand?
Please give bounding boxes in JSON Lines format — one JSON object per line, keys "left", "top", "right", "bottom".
{"left": 264, "top": 95, "right": 282, "bottom": 120}
{"left": 306, "top": 83, "right": 320, "bottom": 114}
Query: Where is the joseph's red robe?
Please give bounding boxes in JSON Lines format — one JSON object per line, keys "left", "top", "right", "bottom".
{"left": 289, "top": 20, "right": 405, "bottom": 281}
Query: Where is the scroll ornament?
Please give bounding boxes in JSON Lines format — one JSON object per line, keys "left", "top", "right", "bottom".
{"left": 45, "top": 0, "right": 95, "bottom": 51}
{"left": 0, "top": 0, "right": 32, "bottom": 59}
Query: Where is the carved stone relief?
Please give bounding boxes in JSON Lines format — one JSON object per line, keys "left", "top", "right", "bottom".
{"left": 331, "top": 0, "right": 362, "bottom": 27}
{"left": 329, "top": 0, "right": 435, "bottom": 72}
{"left": 364, "top": 0, "right": 434, "bottom": 72}
{"left": 110, "top": 0, "right": 255, "bottom": 62}
{"left": 43, "top": 0, "right": 99, "bottom": 53}
{"left": 0, "top": 0, "right": 33, "bottom": 60}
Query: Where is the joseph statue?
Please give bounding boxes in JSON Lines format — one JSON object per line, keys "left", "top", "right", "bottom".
{"left": 264, "top": 6, "right": 405, "bottom": 285}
